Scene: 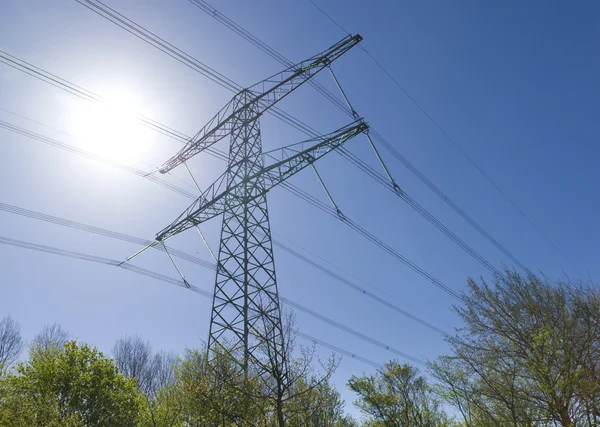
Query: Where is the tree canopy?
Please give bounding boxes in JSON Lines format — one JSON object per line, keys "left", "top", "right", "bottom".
{"left": 431, "top": 271, "right": 600, "bottom": 427}
{"left": 2, "top": 271, "right": 599, "bottom": 426}
{"left": 348, "top": 361, "right": 450, "bottom": 427}
{"left": 0, "top": 340, "right": 143, "bottom": 427}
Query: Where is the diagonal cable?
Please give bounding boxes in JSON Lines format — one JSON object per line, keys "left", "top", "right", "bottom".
{"left": 0, "top": 234, "right": 419, "bottom": 366}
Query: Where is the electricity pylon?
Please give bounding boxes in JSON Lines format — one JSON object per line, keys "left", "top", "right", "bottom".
{"left": 155, "top": 34, "right": 366, "bottom": 377}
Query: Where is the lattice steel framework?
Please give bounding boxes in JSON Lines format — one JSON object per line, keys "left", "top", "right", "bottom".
{"left": 209, "top": 91, "right": 284, "bottom": 371}
{"left": 154, "top": 34, "right": 366, "bottom": 376}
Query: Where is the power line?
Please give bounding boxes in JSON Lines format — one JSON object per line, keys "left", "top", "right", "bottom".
{"left": 0, "top": 49, "right": 228, "bottom": 160}
{"left": 280, "top": 181, "right": 465, "bottom": 302}
{"left": 0, "top": 119, "right": 198, "bottom": 199}
{"left": 282, "top": 297, "right": 424, "bottom": 365}
{"left": 366, "top": 133, "right": 532, "bottom": 274}
{"left": 0, "top": 202, "right": 215, "bottom": 270}
{"left": 1, "top": 113, "right": 459, "bottom": 329}
{"left": 306, "top": 0, "right": 578, "bottom": 271}
{"left": 2, "top": 17, "right": 515, "bottom": 284}
{"left": 76, "top": 0, "right": 238, "bottom": 92}
{"left": 295, "top": 331, "right": 381, "bottom": 368}
{"left": 0, "top": 234, "right": 412, "bottom": 367}
{"left": 75, "top": 0, "right": 323, "bottom": 140}
{"left": 2, "top": 47, "right": 466, "bottom": 302}
{"left": 307, "top": 0, "right": 349, "bottom": 35}
{"left": 2, "top": 103, "right": 463, "bottom": 304}
{"left": 273, "top": 230, "right": 453, "bottom": 328}
{"left": 186, "top": 0, "right": 353, "bottom": 116}
{"left": 273, "top": 237, "right": 451, "bottom": 335}
{"left": 0, "top": 196, "right": 450, "bottom": 336}
{"left": 181, "top": 0, "right": 531, "bottom": 275}
{"left": 337, "top": 147, "right": 508, "bottom": 277}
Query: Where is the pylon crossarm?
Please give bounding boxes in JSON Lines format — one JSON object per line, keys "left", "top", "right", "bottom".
{"left": 159, "top": 34, "right": 362, "bottom": 174}
{"left": 156, "top": 171, "right": 229, "bottom": 240}
{"left": 160, "top": 98, "right": 236, "bottom": 173}
{"left": 156, "top": 121, "right": 367, "bottom": 241}
{"left": 261, "top": 121, "right": 367, "bottom": 187}
{"left": 246, "top": 34, "right": 362, "bottom": 108}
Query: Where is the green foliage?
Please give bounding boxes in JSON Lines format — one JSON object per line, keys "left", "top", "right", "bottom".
{"left": 173, "top": 347, "right": 265, "bottom": 426}
{"left": 7, "top": 271, "right": 600, "bottom": 427}
{"left": 348, "top": 361, "right": 451, "bottom": 427}
{"left": 0, "top": 341, "right": 144, "bottom": 427}
{"left": 286, "top": 377, "right": 354, "bottom": 427}
{"left": 431, "top": 271, "right": 600, "bottom": 427}
{"left": 140, "top": 344, "right": 354, "bottom": 427}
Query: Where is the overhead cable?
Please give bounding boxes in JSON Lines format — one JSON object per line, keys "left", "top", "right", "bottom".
{"left": 182, "top": 0, "right": 532, "bottom": 275}
{"left": 0, "top": 199, "right": 449, "bottom": 336}
{"left": 306, "top": 0, "right": 577, "bottom": 271}
{"left": 280, "top": 181, "right": 465, "bottom": 302}
{"left": 75, "top": 0, "right": 323, "bottom": 140}
{"left": 0, "top": 234, "right": 415, "bottom": 366}
{"left": 0, "top": 29, "right": 523, "bottom": 278}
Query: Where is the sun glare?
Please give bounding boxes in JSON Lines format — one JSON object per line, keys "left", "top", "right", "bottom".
{"left": 69, "top": 93, "right": 147, "bottom": 164}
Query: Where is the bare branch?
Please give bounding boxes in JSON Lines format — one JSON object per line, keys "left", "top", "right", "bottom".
{"left": 31, "top": 323, "right": 69, "bottom": 353}
{"left": 0, "top": 315, "right": 24, "bottom": 369}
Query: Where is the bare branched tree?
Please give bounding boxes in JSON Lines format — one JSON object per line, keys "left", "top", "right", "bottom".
{"left": 0, "top": 315, "right": 24, "bottom": 370}
{"left": 113, "top": 335, "right": 180, "bottom": 427}
{"left": 113, "top": 335, "right": 153, "bottom": 394}
{"left": 148, "top": 350, "right": 178, "bottom": 397}
{"left": 113, "top": 335, "right": 176, "bottom": 397}
{"left": 31, "top": 323, "right": 70, "bottom": 353}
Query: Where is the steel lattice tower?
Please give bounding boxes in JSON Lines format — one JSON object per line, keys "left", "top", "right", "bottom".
{"left": 154, "top": 34, "right": 366, "bottom": 376}
{"left": 210, "top": 91, "right": 285, "bottom": 371}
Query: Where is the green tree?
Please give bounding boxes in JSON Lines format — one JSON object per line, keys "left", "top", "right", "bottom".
{"left": 253, "top": 311, "right": 343, "bottom": 427}
{"left": 287, "top": 377, "right": 357, "bottom": 427}
{"left": 159, "top": 338, "right": 354, "bottom": 427}
{"left": 432, "top": 271, "right": 600, "bottom": 427}
{"left": 174, "top": 346, "right": 265, "bottom": 427}
{"left": 0, "top": 340, "right": 144, "bottom": 427}
{"left": 348, "top": 361, "right": 451, "bottom": 427}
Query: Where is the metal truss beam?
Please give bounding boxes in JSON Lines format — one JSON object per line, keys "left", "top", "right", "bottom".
{"left": 159, "top": 34, "right": 362, "bottom": 174}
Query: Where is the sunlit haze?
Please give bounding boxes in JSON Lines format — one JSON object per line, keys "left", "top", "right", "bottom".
{"left": 1, "top": 0, "right": 598, "bottom": 422}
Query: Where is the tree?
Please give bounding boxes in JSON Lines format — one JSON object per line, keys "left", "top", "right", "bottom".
{"left": 254, "top": 311, "right": 343, "bottom": 427}
{"left": 0, "top": 315, "right": 24, "bottom": 371}
{"left": 348, "top": 361, "right": 451, "bottom": 427}
{"left": 170, "top": 333, "right": 352, "bottom": 427}
{"left": 114, "top": 335, "right": 154, "bottom": 391}
{"left": 287, "top": 378, "right": 357, "bottom": 427}
{"left": 0, "top": 340, "right": 144, "bottom": 427}
{"left": 432, "top": 271, "right": 600, "bottom": 427}
{"left": 141, "top": 351, "right": 181, "bottom": 427}
{"left": 113, "top": 335, "right": 179, "bottom": 427}
{"left": 175, "top": 345, "right": 264, "bottom": 427}
{"left": 31, "top": 323, "right": 70, "bottom": 354}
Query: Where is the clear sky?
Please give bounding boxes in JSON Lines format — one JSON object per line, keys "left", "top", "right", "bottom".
{"left": 1, "top": 0, "right": 599, "bottom": 415}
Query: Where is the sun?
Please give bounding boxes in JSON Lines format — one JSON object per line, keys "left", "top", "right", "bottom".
{"left": 69, "top": 92, "right": 146, "bottom": 164}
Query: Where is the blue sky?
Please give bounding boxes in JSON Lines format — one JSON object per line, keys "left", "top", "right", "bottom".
{"left": 1, "top": 0, "right": 599, "bottom": 416}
